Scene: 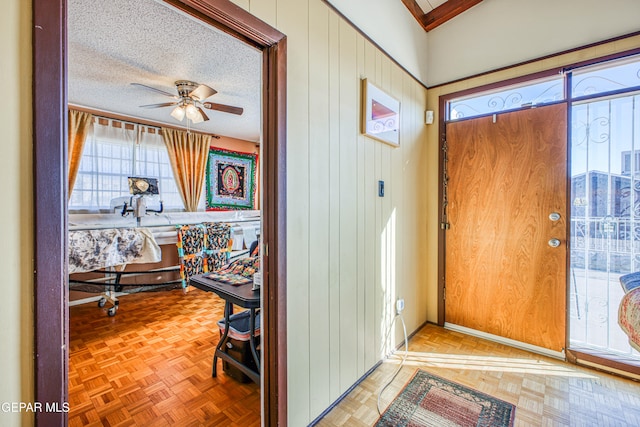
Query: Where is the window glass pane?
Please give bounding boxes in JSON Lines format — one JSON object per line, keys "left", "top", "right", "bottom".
{"left": 569, "top": 93, "right": 640, "bottom": 357}
{"left": 448, "top": 77, "right": 564, "bottom": 120}
{"left": 69, "top": 120, "right": 186, "bottom": 212}
{"left": 572, "top": 55, "right": 640, "bottom": 98}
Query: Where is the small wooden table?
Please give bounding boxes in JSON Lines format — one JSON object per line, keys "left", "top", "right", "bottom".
{"left": 189, "top": 274, "right": 261, "bottom": 384}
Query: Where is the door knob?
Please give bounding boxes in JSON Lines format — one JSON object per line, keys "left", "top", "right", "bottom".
{"left": 548, "top": 238, "right": 561, "bottom": 248}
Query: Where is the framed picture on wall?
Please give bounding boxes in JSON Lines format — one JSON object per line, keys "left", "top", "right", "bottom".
{"left": 361, "top": 78, "right": 400, "bottom": 147}
{"left": 206, "top": 148, "right": 258, "bottom": 210}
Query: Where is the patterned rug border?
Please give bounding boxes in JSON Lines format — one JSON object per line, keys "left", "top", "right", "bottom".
{"left": 376, "top": 369, "right": 516, "bottom": 427}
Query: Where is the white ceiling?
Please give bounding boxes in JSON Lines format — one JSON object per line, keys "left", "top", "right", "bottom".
{"left": 68, "top": 0, "right": 262, "bottom": 142}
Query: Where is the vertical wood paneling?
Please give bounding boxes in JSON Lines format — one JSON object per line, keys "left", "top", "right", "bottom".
{"left": 404, "top": 77, "right": 425, "bottom": 329}
{"left": 245, "top": 1, "right": 430, "bottom": 423}
{"left": 327, "top": 10, "right": 342, "bottom": 401}
{"left": 229, "top": 0, "right": 249, "bottom": 11}
{"left": 363, "top": 40, "right": 377, "bottom": 370}
{"left": 4, "top": 1, "right": 34, "bottom": 425}
{"left": 338, "top": 18, "right": 358, "bottom": 392}
{"left": 390, "top": 65, "right": 405, "bottom": 343}
{"left": 380, "top": 55, "right": 394, "bottom": 357}
{"left": 402, "top": 74, "right": 416, "bottom": 329}
{"left": 307, "top": 0, "right": 331, "bottom": 417}
{"left": 278, "top": 0, "right": 310, "bottom": 425}
{"left": 355, "top": 33, "right": 366, "bottom": 376}
{"left": 249, "top": 0, "right": 277, "bottom": 27}
{"left": 374, "top": 50, "right": 384, "bottom": 360}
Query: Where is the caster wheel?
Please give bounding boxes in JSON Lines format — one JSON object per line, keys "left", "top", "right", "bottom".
{"left": 107, "top": 307, "right": 117, "bottom": 317}
{"left": 98, "top": 298, "right": 106, "bottom": 308}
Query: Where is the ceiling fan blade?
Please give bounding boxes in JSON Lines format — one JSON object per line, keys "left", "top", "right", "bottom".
{"left": 202, "top": 102, "right": 244, "bottom": 115}
{"left": 189, "top": 84, "right": 217, "bottom": 101}
{"left": 197, "top": 107, "right": 210, "bottom": 122}
{"left": 138, "top": 102, "right": 178, "bottom": 108}
{"left": 131, "top": 83, "right": 178, "bottom": 98}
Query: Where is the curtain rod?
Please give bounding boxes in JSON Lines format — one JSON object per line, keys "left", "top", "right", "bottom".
{"left": 69, "top": 104, "right": 221, "bottom": 139}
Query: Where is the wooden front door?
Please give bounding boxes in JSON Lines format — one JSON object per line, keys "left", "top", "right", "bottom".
{"left": 445, "top": 104, "right": 567, "bottom": 352}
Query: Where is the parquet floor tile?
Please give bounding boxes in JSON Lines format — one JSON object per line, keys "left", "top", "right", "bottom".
{"left": 316, "top": 323, "right": 640, "bottom": 426}
{"left": 69, "top": 288, "right": 260, "bottom": 426}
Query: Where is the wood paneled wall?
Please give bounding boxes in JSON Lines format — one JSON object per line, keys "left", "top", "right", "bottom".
{"left": 231, "top": 0, "right": 430, "bottom": 424}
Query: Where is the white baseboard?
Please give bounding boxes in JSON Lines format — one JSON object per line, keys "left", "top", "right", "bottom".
{"left": 444, "top": 322, "right": 566, "bottom": 360}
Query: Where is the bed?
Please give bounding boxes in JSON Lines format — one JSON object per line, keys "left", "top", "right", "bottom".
{"left": 619, "top": 272, "right": 640, "bottom": 351}
{"left": 68, "top": 227, "right": 162, "bottom": 274}
{"left": 68, "top": 227, "right": 173, "bottom": 315}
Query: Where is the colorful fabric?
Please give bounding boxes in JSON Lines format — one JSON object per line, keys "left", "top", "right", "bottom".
{"left": 204, "top": 222, "right": 232, "bottom": 272}
{"left": 69, "top": 227, "right": 161, "bottom": 274}
{"left": 176, "top": 224, "right": 206, "bottom": 287}
{"left": 217, "top": 311, "right": 261, "bottom": 340}
{"left": 176, "top": 224, "right": 206, "bottom": 256}
{"left": 206, "top": 252, "right": 228, "bottom": 274}
{"left": 619, "top": 287, "right": 640, "bottom": 351}
{"left": 176, "top": 222, "right": 232, "bottom": 287}
{"left": 205, "top": 222, "right": 232, "bottom": 250}
{"left": 205, "top": 256, "right": 260, "bottom": 285}
{"left": 206, "top": 148, "right": 257, "bottom": 210}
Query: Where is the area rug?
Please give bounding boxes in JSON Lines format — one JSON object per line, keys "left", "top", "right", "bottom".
{"left": 376, "top": 370, "right": 516, "bottom": 427}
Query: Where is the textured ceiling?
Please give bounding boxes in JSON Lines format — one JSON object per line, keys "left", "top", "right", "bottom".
{"left": 68, "top": 0, "right": 262, "bottom": 142}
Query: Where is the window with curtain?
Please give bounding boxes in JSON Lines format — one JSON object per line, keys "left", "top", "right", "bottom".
{"left": 69, "top": 117, "right": 189, "bottom": 212}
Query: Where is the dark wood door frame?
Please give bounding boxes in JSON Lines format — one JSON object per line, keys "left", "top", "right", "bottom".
{"left": 32, "top": 1, "right": 287, "bottom": 425}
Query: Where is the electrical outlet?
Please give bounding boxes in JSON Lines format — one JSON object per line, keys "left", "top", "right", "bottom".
{"left": 396, "top": 298, "right": 405, "bottom": 314}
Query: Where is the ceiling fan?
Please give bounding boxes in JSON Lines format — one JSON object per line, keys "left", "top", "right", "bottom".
{"left": 132, "top": 80, "right": 244, "bottom": 124}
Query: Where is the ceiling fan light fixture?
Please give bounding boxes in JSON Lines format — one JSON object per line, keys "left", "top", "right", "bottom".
{"left": 185, "top": 103, "right": 199, "bottom": 121}
{"left": 170, "top": 105, "right": 186, "bottom": 121}
{"left": 135, "top": 80, "right": 242, "bottom": 126}
{"left": 191, "top": 111, "right": 205, "bottom": 124}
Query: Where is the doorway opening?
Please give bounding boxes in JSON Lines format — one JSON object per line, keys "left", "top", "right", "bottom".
{"left": 438, "top": 50, "right": 640, "bottom": 376}
{"left": 33, "top": 0, "right": 287, "bottom": 425}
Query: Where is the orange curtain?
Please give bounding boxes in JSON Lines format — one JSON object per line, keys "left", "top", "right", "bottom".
{"left": 162, "top": 128, "right": 211, "bottom": 211}
{"left": 68, "top": 110, "right": 93, "bottom": 199}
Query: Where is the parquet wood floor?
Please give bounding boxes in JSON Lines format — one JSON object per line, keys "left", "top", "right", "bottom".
{"left": 68, "top": 288, "right": 260, "bottom": 427}
{"left": 316, "top": 323, "right": 640, "bottom": 427}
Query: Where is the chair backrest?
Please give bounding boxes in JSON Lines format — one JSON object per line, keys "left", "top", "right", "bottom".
{"left": 203, "top": 222, "right": 232, "bottom": 273}
{"left": 176, "top": 222, "right": 232, "bottom": 288}
{"left": 176, "top": 224, "right": 206, "bottom": 288}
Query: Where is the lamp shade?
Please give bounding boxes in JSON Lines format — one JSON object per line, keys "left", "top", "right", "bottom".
{"left": 170, "top": 105, "right": 186, "bottom": 121}
{"left": 185, "top": 103, "right": 199, "bottom": 121}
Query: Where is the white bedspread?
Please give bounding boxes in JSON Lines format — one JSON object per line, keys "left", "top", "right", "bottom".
{"left": 69, "top": 228, "right": 162, "bottom": 274}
